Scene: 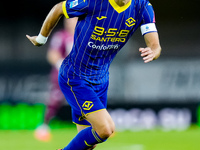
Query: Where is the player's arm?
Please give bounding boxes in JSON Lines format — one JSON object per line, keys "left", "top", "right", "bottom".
{"left": 26, "top": 2, "right": 64, "bottom": 46}
{"left": 139, "top": 32, "right": 161, "bottom": 63}
{"left": 138, "top": 2, "right": 161, "bottom": 63}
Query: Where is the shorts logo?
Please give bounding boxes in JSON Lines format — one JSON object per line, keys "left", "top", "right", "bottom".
{"left": 125, "top": 17, "right": 136, "bottom": 27}
{"left": 82, "top": 101, "right": 94, "bottom": 110}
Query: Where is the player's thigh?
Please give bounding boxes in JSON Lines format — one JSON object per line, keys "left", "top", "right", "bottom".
{"left": 86, "top": 109, "right": 115, "bottom": 138}
{"left": 76, "top": 124, "right": 90, "bottom": 132}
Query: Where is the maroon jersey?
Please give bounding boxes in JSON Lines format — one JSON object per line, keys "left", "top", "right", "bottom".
{"left": 49, "top": 29, "right": 74, "bottom": 85}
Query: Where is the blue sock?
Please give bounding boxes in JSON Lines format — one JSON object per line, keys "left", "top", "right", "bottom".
{"left": 63, "top": 127, "right": 106, "bottom": 150}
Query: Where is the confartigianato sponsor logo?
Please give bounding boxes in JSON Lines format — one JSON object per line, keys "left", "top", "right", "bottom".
{"left": 88, "top": 42, "right": 120, "bottom": 50}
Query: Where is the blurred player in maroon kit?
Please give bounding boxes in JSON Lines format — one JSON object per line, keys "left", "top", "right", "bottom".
{"left": 34, "top": 17, "right": 77, "bottom": 142}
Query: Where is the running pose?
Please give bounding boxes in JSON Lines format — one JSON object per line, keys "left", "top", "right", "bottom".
{"left": 27, "top": 0, "right": 161, "bottom": 149}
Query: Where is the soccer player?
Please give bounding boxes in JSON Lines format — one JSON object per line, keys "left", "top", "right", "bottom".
{"left": 26, "top": 0, "right": 161, "bottom": 149}
{"left": 34, "top": 17, "right": 77, "bottom": 142}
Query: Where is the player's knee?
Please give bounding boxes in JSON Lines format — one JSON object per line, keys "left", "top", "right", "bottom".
{"left": 102, "top": 125, "right": 115, "bottom": 139}
{"left": 98, "top": 122, "right": 115, "bottom": 139}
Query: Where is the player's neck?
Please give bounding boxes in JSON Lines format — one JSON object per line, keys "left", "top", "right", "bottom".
{"left": 114, "top": 0, "right": 130, "bottom": 6}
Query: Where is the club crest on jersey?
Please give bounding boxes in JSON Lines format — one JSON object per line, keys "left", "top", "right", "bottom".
{"left": 82, "top": 101, "right": 94, "bottom": 110}
{"left": 125, "top": 17, "right": 136, "bottom": 27}
{"left": 69, "top": 0, "right": 78, "bottom": 8}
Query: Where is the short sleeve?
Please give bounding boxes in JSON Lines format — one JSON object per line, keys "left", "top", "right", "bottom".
{"left": 141, "top": 2, "right": 156, "bottom": 25}
{"left": 62, "top": 0, "right": 88, "bottom": 18}
{"left": 140, "top": 1, "right": 157, "bottom": 35}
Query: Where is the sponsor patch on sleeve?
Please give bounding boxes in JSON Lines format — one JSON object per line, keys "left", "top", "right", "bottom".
{"left": 69, "top": 0, "right": 78, "bottom": 8}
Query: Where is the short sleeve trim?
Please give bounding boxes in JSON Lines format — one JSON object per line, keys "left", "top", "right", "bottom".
{"left": 62, "top": 1, "right": 69, "bottom": 18}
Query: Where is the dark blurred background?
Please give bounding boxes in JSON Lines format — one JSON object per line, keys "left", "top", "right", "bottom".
{"left": 0, "top": 0, "right": 200, "bottom": 129}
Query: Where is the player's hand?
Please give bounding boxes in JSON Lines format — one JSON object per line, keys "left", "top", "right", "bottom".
{"left": 26, "top": 35, "right": 43, "bottom": 47}
{"left": 139, "top": 47, "right": 155, "bottom": 63}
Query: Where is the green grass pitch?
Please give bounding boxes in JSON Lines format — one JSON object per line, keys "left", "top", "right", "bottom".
{"left": 0, "top": 125, "right": 200, "bottom": 150}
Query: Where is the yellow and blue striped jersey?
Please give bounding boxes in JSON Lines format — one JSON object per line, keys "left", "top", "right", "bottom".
{"left": 61, "top": 0, "right": 156, "bottom": 84}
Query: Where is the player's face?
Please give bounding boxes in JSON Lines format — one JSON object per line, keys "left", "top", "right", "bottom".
{"left": 64, "top": 17, "right": 78, "bottom": 34}
{"left": 115, "top": 0, "right": 130, "bottom": 6}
